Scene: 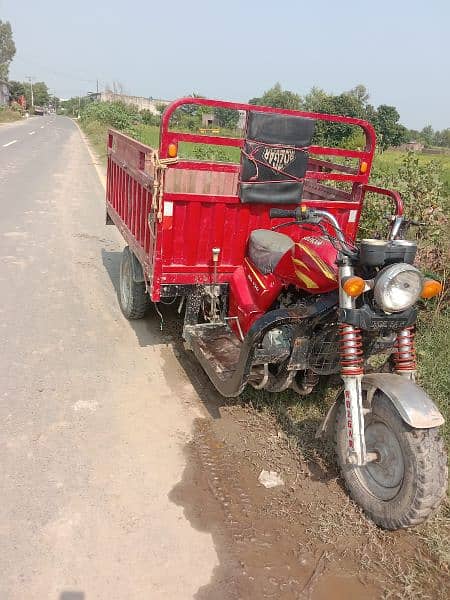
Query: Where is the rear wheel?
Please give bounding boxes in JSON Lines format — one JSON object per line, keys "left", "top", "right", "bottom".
{"left": 119, "top": 246, "right": 150, "bottom": 320}
{"left": 335, "top": 392, "right": 447, "bottom": 529}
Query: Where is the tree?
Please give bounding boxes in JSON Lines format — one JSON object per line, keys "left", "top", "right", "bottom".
{"left": 0, "top": 20, "right": 16, "bottom": 80}
{"left": 24, "top": 81, "right": 50, "bottom": 107}
{"left": 373, "top": 105, "right": 407, "bottom": 149}
{"left": 213, "top": 107, "right": 239, "bottom": 129}
{"left": 303, "top": 88, "right": 368, "bottom": 146}
{"left": 346, "top": 84, "right": 370, "bottom": 104}
{"left": 433, "top": 128, "right": 450, "bottom": 148}
{"left": 420, "top": 125, "right": 434, "bottom": 147}
{"left": 7, "top": 80, "right": 26, "bottom": 101}
{"left": 249, "top": 83, "right": 302, "bottom": 110}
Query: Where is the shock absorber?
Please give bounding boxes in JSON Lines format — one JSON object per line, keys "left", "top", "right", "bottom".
{"left": 338, "top": 324, "right": 364, "bottom": 376}
{"left": 392, "top": 326, "right": 417, "bottom": 379}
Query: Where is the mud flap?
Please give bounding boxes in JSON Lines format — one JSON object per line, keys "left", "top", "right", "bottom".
{"left": 317, "top": 373, "right": 444, "bottom": 439}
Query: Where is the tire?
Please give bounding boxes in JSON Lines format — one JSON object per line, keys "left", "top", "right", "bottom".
{"left": 335, "top": 392, "right": 447, "bottom": 530}
{"left": 118, "top": 246, "right": 150, "bottom": 320}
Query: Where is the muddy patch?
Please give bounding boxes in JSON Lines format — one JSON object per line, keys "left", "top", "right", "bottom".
{"left": 171, "top": 406, "right": 448, "bottom": 599}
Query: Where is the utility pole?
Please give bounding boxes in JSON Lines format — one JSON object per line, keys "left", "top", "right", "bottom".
{"left": 27, "top": 76, "right": 34, "bottom": 107}
{"left": 96, "top": 79, "right": 99, "bottom": 94}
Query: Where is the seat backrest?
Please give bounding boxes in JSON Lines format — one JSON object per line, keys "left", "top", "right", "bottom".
{"left": 239, "top": 112, "right": 315, "bottom": 205}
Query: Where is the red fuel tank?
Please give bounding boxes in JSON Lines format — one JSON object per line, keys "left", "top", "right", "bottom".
{"left": 275, "top": 230, "right": 339, "bottom": 294}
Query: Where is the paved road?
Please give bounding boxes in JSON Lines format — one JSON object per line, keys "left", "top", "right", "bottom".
{"left": 0, "top": 117, "right": 217, "bottom": 599}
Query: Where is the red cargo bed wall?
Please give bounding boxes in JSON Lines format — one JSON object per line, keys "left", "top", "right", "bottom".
{"left": 158, "top": 162, "right": 362, "bottom": 290}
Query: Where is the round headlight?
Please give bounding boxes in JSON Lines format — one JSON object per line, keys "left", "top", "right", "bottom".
{"left": 374, "top": 263, "right": 423, "bottom": 313}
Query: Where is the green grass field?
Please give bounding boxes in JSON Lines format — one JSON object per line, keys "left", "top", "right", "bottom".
{"left": 375, "top": 149, "right": 450, "bottom": 194}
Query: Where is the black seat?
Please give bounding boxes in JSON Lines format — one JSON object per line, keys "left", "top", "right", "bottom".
{"left": 248, "top": 229, "right": 294, "bottom": 274}
{"left": 239, "top": 111, "right": 315, "bottom": 205}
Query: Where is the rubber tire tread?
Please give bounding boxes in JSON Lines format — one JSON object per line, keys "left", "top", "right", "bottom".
{"left": 119, "top": 247, "right": 150, "bottom": 320}
{"left": 335, "top": 393, "right": 448, "bottom": 530}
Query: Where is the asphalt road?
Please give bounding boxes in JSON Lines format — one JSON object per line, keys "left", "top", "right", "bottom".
{"left": 0, "top": 116, "right": 217, "bottom": 599}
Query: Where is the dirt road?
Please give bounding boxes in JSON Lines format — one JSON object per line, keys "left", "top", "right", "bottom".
{"left": 0, "top": 116, "right": 217, "bottom": 599}
{"left": 0, "top": 116, "right": 446, "bottom": 600}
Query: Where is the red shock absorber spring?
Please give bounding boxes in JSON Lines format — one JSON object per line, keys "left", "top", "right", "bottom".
{"left": 339, "top": 323, "right": 364, "bottom": 376}
{"left": 393, "top": 326, "right": 417, "bottom": 372}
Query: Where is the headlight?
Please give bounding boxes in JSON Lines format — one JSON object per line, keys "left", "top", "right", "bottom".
{"left": 374, "top": 263, "right": 423, "bottom": 313}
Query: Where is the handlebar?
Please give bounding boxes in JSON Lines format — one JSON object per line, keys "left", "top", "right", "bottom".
{"left": 270, "top": 206, "right": 346, "bottom": 244}
{"left": 269, "top": 208, "right": 303, "bottom": 219}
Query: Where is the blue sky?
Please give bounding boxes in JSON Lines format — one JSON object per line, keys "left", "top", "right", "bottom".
{"left": 2, "top": 0, "right": 449, "bottom": 129}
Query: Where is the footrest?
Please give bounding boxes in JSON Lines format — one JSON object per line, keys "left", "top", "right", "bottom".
{"left": 184, "top": 323, "right": 242, "bottom": 378}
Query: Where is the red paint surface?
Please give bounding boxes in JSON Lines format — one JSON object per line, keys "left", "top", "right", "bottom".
{"left": 105, "top": 97, "right": 400, "bottom": 303}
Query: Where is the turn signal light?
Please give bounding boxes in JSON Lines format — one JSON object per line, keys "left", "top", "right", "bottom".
{"left": 168, "top": 143, "right": 178, "bottom": 158}
{"left": 342, "top": 276, "right": 366, "bottom": 298}
{"left": 421, "top": 279, "right": 442, "bottom": 299}
{"left": 360, "top": 161, "right": 368, "bottom": 174}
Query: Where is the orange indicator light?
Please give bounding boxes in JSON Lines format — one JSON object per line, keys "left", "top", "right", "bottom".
{"left": 360, "top": 161, "right": 368, "bottom": 174}
{"left": 342, "top": 276, "right": 365, "bottom": 298}
{"left": 421, "top": 279, "right": 442, "bottom": 299}
{"left": 168, "top": 143, "right": 178, "bottom": 158}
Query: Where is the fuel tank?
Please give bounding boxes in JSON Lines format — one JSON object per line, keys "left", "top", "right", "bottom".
{"left": 275, "top": 229, "right": 339, "bottom": 293}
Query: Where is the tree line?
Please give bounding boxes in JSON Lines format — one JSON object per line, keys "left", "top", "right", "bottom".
{"left": 249, "top": 83, "right": 449, "bottom": 150}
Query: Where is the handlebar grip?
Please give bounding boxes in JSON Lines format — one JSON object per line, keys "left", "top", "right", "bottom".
{"left": 269, "top": 208, "right": 297, "bottom": 219}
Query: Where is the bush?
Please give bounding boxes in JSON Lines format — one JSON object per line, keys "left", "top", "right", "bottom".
{"left": 0, "top": 105, "right": 22, "bottom": 122}
{"left": 360, "top": 152, "right": 448, "bottom": 277}
{"left": 140, "top": 109, "right": 161, "bottom": 127}
{"left": 80, "top": 101, "right": 141, "bottom": 131}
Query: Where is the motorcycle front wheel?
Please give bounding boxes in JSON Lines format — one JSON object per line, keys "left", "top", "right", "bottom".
{"left": 335, "top": 392, "right": 447, "bottom": 530}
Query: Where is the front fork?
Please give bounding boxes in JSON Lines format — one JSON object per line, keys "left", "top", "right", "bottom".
{"left": 338, "top": 256, "right": 419, "bottom": 465}
{"left": 339, "top": 261, "right": 372, "bottom": 466}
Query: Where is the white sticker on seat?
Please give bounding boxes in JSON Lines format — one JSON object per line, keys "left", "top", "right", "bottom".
{"left": 349, "top": 210, "right": 358, "bottom": 223}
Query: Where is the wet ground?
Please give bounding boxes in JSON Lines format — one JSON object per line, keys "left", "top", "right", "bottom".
{"left": 167, "top": 335, "right": 448, "bottom": 600}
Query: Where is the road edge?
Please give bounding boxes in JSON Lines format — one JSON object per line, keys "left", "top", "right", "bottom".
{"left": 72, "top": 118, "right": 107, "bottom": 191}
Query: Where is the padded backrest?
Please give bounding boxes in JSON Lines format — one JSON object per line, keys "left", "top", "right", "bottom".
{"left": 239, "top": 112, "right": 315, "bottom": 204}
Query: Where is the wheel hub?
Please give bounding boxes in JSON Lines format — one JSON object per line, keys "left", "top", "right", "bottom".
{"left": 358, "top": 421, "right": 405, "bottom": 501}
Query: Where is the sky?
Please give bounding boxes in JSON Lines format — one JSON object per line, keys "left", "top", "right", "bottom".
{"left": 1, "top": 0, "right": 449, "bottom": 130}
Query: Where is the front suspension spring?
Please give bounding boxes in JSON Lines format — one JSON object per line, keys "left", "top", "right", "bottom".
{"left": 339, "top": 323, "right": 364, "bottom": 376}
{"left": 392, "top": 326, "right": 417, "bottom": 372}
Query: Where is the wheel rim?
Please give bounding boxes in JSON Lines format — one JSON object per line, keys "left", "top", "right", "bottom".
{"left": 120, "top": 254, "right": 132, "bottom": 308}
{"left": 356, "top": 420, "right": 405, "bottom": 501}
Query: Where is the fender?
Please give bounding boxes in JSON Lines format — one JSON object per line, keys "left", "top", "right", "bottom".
{"left": 318, "top": 373, "right": 444, "bottom": 438}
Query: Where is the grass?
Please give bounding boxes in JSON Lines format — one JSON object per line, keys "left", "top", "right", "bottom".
{"left": 79, "top": 119, "right": 110, "bottom": 162}
{"left": 79, "top": 119, "right": 241, "bottom": 165}
{"left": 375, "top": 149, "right": 450, "bottom": 194}
{"left": 416, "top": 306, "right": 450, "bottom": 446}
{"left": 0, "top": 107, "right": 23, "bottom": 123}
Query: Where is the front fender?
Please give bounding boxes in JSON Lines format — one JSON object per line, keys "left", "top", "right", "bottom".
{"left": 317, "top": 373, "right": 444, "bottom": 439}
{"left": 362, "top": 373, "right": 444, "bottom": 428}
